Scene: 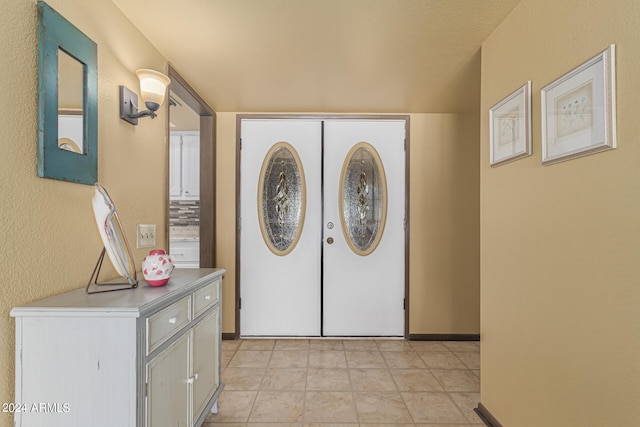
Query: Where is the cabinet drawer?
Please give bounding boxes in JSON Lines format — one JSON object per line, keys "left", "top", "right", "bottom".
{"left": 147, "top": 296, "right": 191, "bottom": 354}
{"left": 170, "top": 241, "right": 200, "bottom": 265}
{"left": 193, "top": 279, "right": 220, "bottom": 318}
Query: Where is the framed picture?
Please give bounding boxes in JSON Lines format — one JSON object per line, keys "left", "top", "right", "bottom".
{"left": 489, "top": 81, "right": 532, "bottom": 167}
{"left": 541, "top": 45, "right": 616, "bottom": 165}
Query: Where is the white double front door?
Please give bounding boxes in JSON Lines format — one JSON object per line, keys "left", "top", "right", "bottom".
{"left": 240, "top": 118, "right": 405, "bottom": 336}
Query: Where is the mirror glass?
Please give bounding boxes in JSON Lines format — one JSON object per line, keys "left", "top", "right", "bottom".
{"left": 57, "top": 49, "right": 84, "bottom": 154}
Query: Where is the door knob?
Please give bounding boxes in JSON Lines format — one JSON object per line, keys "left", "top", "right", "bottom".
{"left": 327, "top": 237, "right": 334, "bottom": 244}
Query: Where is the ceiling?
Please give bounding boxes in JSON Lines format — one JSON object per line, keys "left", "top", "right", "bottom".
{"left": 111, "top": 0, "right": 521, "bottom": 114}
{"left": 169, "top": 90, "right": 200, "bottom": 131}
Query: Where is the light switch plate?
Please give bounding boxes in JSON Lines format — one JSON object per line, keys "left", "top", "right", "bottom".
{"left": 137, "top": 224, "right": 156, "bottom": 248}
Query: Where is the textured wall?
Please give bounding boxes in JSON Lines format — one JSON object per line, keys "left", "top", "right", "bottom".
{"left": 409, "top": 113, "right": 480, "bottom": 334}
{"left": 480, "top": 0, "right": 640, "bottom": 425}
{"left": 215, "top": 113, "right": 480, "bottom": 335}
{"left": 215, "top": 113, "right": 238, "bottom": 333}
{"left": 0, "top": 0, "right": 167, "bottom": 422}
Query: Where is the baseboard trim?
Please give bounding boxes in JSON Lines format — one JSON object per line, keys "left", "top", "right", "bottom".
{"left": 409, "top": 334, "right": 480, "bottom": 341}
{"left": 475, "top": 402, "right": 503, "bottom": 427}
{"left": 222, "top": 333, "right": 238, "bottom": 340}
{"left": 223, "top": 333, "right": 480, "bottom": 342}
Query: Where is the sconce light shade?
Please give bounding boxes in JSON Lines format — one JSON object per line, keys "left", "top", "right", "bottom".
{"left": 136, "top": 69, "right": 170, "bottom": 110}
{"left": 120, "top": 68, "right": 170, "bottom": 125}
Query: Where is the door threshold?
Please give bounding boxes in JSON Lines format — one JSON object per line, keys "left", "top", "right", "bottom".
{"left": 239, "top": 336, "right": 405, "bottom": 340}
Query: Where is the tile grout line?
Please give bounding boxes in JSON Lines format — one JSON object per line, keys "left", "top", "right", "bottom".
{"left": 254, "top": 342, "right": 272, "bottom": 419}
{"left": 243, "top": 340, "right": 273, "bottom": 424}
{"left": 241, "top": 340, "right": 260, "bottom": 425}
{"left": 385, "top": 345, "right": 419, "bottom": 425}
{"left": 446, "top": 342, "right": 481, "bottom": 425}
{"left": 301, "top": 340, "right": 311, "bottom": 424}
{"left": 347, "top": 342, "right": 360, "bottom": 425}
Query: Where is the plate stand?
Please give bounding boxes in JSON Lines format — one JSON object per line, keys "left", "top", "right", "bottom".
{"left": 86, "top": 247, "right": 138, "bottom": 294}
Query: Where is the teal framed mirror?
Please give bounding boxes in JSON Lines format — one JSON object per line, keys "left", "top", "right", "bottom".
{"left": 37, "top": 1, "right": 97, "bottom": 185}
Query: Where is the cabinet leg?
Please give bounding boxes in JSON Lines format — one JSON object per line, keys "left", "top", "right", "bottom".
{"left": 211, "top": 401, "right": 219, "bottom": 414}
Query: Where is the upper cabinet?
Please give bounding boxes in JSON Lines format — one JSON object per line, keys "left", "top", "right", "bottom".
{"left": 170, "top": 132, "right": 200, "bottom": 200}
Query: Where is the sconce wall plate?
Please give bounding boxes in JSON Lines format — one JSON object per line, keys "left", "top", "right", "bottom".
{"left": 119, "top": 69, "right": 169, "bottom": 125}
{"left": 119, "top": 85, "right": 139, "bottom": 125}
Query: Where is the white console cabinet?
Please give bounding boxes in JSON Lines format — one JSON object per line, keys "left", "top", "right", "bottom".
{"left": 11, "top": 268, "right": 224, "bottom": 427}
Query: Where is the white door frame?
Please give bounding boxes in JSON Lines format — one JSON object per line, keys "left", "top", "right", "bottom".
{"left": 234, "top": 114, "right": 410, "bottom": 338}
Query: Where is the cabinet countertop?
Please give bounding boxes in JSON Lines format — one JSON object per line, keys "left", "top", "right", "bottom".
{"left": 10, "top": 268, "right": 225, "bottom": 318}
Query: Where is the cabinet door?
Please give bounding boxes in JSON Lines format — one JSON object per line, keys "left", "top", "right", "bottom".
{"left": 192, "top": 308, "right": 220, "bottom": 419}
{"left": 181, "top": 134, "right": 200, "bottom": 198}
{"left": 169, "top": 134, "right": 183, "bottom": 198}
{"left": 146, "top": 333, "right": 190, "bottom": 427}
{"left": 170, "top": 240, "right": 200, "bottom": 268}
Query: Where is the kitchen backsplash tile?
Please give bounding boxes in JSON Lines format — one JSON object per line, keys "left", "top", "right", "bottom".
{"left": 169, "top": 200, "right": 200, "bottom": 227}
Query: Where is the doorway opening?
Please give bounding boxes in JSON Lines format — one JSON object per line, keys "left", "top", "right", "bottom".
{"left": 167, "top": 65, "right": 216, "bottom": 268}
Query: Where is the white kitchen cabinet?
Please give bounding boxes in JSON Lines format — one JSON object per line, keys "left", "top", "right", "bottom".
{"left": 181, "top": 133, "right": 200, "bottom": 198}
{"left": 11, "top": 268, "right": 224, "bottom": 427}
{"left": 170, "top": 239, "right": 200, "bottom": 268}
{"left": 170, "top": 134, "right": 183, "bottom": 198}
{"left": 170, "top": 131, "right": 200, "bottom": 200}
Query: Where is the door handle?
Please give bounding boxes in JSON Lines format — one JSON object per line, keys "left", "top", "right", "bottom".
{"left": 327, "top": 237, "right": 334, "bottom": 244}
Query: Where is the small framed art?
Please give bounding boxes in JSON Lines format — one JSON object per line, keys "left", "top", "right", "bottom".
{"left": 541, "top": 45, "right": 616, "bottom": 165}
{"left": 489, "top": 81, "right": 532, "bottom": 167}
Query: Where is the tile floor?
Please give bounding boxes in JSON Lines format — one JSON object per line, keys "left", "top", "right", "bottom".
{"left": 205, "top": 339, "right": 483, "bottom": 426}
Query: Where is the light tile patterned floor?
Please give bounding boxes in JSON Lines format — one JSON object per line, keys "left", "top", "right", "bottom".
{"left": 204, "top": 339, "right": 484, "bottom": 426}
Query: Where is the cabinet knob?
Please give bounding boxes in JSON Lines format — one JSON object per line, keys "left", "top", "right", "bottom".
{"left": 169, "top": 317, "right": 177, "bottom": 324}
{"left": 204, "top": 295, "right": 211, "bottom": 301}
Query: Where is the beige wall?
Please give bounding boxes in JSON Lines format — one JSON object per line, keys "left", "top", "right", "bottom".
{"left": 409, "top": 113, "right": 480, "bottom": 334}
{"left": 216, "top": 113, "right": 480, "bottom": 336}
{"left": 216, "top": 112, "right": 239, "bottom": 332}
{"left": 480, "top": 0, "right": 640, "bottom": 425}
{"left": 0, "top": 0, "right": 168, "bottom": 421}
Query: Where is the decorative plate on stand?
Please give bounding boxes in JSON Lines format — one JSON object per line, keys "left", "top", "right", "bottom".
{"left": 88, "top": 183, "right": 137, "bottom": 292}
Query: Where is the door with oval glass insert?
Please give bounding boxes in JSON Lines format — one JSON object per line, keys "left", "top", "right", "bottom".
{"left": 323, "top": 120, "right": 405, "bottom": 336}
{"left": 240, "top": 120, "right": 322, "bottom": 336}
{"left": 240, "top": 118, "right": 405, "bottom": 337}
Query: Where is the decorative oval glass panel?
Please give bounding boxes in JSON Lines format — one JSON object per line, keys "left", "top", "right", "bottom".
{"left": 258, "top": 142, "right": 306, "bottom": 256}
{"left": 339, "top": 142, "right": 387, "bottom": 256}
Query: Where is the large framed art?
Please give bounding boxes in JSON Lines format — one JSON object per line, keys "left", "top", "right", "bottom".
{"left": 541, "top": 45, "right": 616, "bottom": 165}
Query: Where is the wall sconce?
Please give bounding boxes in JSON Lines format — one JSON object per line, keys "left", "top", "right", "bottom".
{"left": 119, "top": 69, "right": 171, "bottom": 125}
